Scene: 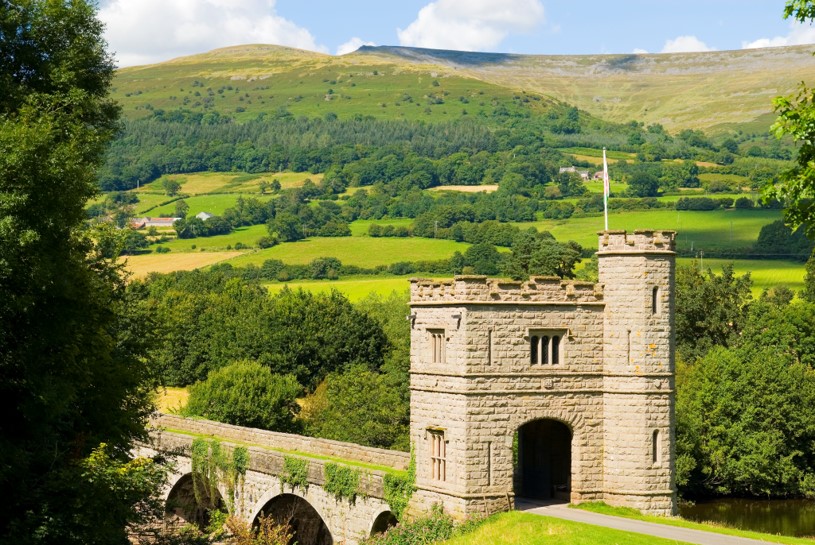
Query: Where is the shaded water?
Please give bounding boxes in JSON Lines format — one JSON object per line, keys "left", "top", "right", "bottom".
{"left": 679, "top": 498, "right": 815, "bottom": 538}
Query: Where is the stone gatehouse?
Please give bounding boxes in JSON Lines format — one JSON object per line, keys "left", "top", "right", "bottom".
{"left": 407, "top": 230, "right": 677, "bottom": 517}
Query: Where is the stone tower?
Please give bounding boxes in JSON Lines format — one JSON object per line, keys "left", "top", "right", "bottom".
{"left": 408, "top": 230, "right": 676, "bottom": 518}
{"left": 597, "top": 230, "right": 677, "bottom": 514}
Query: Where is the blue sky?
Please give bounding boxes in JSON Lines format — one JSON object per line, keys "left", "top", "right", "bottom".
{"left": 98, "top": 0, "right": 815, "bottom": 67}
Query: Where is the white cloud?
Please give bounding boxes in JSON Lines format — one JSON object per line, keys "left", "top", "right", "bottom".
{"left": 661, "top": 35, "right": 714, "bottom": 53}
{"left": 397, "top": 0, "right": 545, "bottom": 51}
{"left": 633, "top": 48, "right": 649, "bottom": 55}
{"left": 742, "top": 21, "right": 815, "bottom": 49}
{"left": 336, "top": 37, "right": 376, "bottom": 56}
{"left": 99, "top": 0, "right": 325, "bottom": 67}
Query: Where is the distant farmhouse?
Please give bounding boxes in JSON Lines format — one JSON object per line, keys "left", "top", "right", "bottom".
{"left": 195, "top": 211, "right": 213, "bottom": 221}
{"left": 130, "top": 217, "right": 180, "bottom": 229}
{"left": 558, "top": 166, "right": 590, "bottom": 180}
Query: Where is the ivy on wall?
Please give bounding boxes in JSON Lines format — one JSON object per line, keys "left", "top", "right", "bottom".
{"left": 190, "top": 438, "right": 249, "bottom": 514}
{"left": 323, "top": 463, "right": 361, "bottom": 503}
{"left": 280, "top": 455, "right": 310, "bottom": 492}
{"left": 383, "top": 448, "right": 416, "bottom": 520}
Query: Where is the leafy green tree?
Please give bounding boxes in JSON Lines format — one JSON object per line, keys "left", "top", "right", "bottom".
{"left": 627, "top": 171, "right": 660, "bottom": 197}
{"left": 162, "top": 178, "right": 182, "bottom": 196}
{"left": 766, "top": 1, "right": 815, "bottom": 231}
{"left": 175, "top": 199, "right": 190, "bottom": 218}
{"left": 0, "top": 2, "right": 159, "bottom": 543}
{"left": 803, "top": 250, "right": 815, "bottom": 302}
{"left": 185, "top": 361, "right": 301, "bottom": 433}
{"left": 754, "top": 219, "right": 814, "bottom": 260}
{"left": 463, "top": 243, "right": 502, "bottom": 275}
{"left": 503, "top": 231, "right": 582, "bottom": 279}
{"left": 677, "top": 343, "right": 815, "bottom": 498}
{"left": 303, "top": 366, "right": 409, "bottom": 451}
{"left": 675, "top": 264, "right": 753, "bottom": 362}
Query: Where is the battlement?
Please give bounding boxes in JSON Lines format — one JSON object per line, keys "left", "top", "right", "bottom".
{"left": 410, "top": 275, "right": 603, "bottom": 304}
{"left": 597, "top": 230, "right": 676, "bottom": 253}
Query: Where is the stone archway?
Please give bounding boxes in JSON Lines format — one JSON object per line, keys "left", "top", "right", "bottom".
{"left": 370, "top": 510, "right": 397, "bottom": 535}
{"left": 254, "top": 493, "right": 332, "bottom": 545}
{"left": 514, "top": 419, "right": 572, "bottom": 501}
{"left": 164, "top": 473, "right": 225, "bottom": 531}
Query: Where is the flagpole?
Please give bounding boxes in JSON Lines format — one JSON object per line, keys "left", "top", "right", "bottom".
{"left": 603, "top": 147, "right": 609, "bottom": 231}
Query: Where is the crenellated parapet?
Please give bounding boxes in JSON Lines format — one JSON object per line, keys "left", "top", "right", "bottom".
{"left": 598, "top": 230, "right": 676, "bottom": 253}
{"left": 410, "top": 275, "right": 602, "bottom": 305}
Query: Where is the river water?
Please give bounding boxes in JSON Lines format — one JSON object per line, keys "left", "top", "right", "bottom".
{"left": 679, "top": 498, "right": 815, "bottom": 538}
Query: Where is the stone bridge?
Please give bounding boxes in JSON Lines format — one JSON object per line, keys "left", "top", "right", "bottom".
{"left": 139, "top": 414, "right": 409, "bottom": 545}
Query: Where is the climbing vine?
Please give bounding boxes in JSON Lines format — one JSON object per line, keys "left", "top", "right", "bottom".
{"left": 280, "top": 455, "right": 309, "bottom": 492}
{"left": 383, "top": 447, "right": 416, "bottom": 520}
{"left": 324, "top": 463, "right": 361, "bottom": 503}
{"left": 190, "top": 438, "right": 249, "bottom": 514}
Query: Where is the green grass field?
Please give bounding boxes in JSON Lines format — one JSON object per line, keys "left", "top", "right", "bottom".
{"left": 677, "top": 257, "right": 805, "bottom": 296}
{"left": 148, "top": 193, "right": 272, "bottom": 217}
{"left": 264, "top": 276, "right": 411, "bottom": 301}
{"left": 518, "top": 208, "right": 782, "bottom": 252}
{"left": 157, "top": 224, "right": 268, "bottom": 252}
{"left": 140, "top": 171, "right": 322, "bottom": 196}
{"left": 224, "top": 236, "right": 472, "bottom": 268}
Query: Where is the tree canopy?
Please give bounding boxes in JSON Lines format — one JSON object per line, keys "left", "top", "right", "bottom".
{"left": 0, "top": 1, "right": 158, "bottom": 543}
{"left": 766, "top": 1, "right": 815, "bottom": 232}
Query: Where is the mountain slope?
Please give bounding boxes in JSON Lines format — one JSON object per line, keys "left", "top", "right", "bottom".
{"left": 112, "top": 43, "right": 815, "bottom": 133}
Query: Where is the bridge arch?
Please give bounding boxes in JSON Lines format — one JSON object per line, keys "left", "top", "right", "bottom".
{"left": 513, "top": 416, "right": 574, "bottom": 502}
{"left": 369, "top": 509, "right": 397, "bottom": 535}
{"left": 251, "top": 492, "right": 332, "bottom": 545}
{"left": 164, "top": 473, "right": 226, "bottom": 530}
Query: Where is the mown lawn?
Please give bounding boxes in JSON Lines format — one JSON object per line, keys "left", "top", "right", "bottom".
{"left": 439, "top": 511, "right": 694, "bottom": 545}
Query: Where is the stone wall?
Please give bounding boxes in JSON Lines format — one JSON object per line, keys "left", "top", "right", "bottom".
{"left": 141, "top": 430, "right": 394, "bottom": 545}
{"left": 154, "top": 413, "right": 410, "bottom": 471}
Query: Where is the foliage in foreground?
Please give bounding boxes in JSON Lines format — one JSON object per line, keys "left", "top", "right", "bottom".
{"left": 362, "top": 505, "right": 483, "bottom": 545}
{"left": 185, "top": 361, "right": 301, "bottom": 432}
{"left": 0, "top": 1, "right": 163, "bottom": 543}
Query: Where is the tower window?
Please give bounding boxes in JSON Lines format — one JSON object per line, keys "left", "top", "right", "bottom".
{"left": 652, "top": 286, "right": 660, "bottom": 315}
{"left": 530, "top": 330, "right": 564, "bottom": 365}
{"left": 652, "top": 429, "right": 661, "bottom": 464}
{"left": 428, "top": 329, "right": 445, "bottom": 363}
{"left": 430, "top": 430, "right": 446, "bottom": 481}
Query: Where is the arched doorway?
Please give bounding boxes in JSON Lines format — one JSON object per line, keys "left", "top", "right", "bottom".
{"left": 370, "top": 510, "right": 397, "bottom": 535}
{"left": 514, "top": 419, "right": 572, "bottom": 501}
{"left": 254, "top": 494, "right": 332, "bottom": 545}
{"left": 165, "top": 473, "right": 225, "bottom": 531}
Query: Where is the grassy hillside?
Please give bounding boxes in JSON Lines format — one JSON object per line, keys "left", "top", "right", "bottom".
{"left": 113, "top": 44, "right": 546, "bottom": 123}
{"left": 113, "top": 43, "right": 815, "bottom": 133}
{"left": 358, "top": 45, "right": 815, "bottom": 133}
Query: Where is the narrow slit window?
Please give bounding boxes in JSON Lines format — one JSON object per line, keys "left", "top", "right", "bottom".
{"left": 541, "top": 336, "right": 550, "bottom": 364}
{"left": 652, "top": 286, "right": 660, "bottom": 315}
{"left": 551, "top": 335, "right": 560, "bottom": 364}
{"left": 652, "top": 429, "right": 661, "bottom": 464}
{"left": 487, "top": 328, "right": 493, "bottom": 365}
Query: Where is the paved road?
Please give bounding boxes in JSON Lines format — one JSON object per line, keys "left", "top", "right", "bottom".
{"left": 517, "top": 500, "right": 778, "bottom": 545}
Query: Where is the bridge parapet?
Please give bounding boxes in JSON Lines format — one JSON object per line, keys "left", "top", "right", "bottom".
{"left": 149, "top": 428, "right": 393, "bottom": 501}
{"left": 154, "top": 413, "right": 410, "bottom": 471}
